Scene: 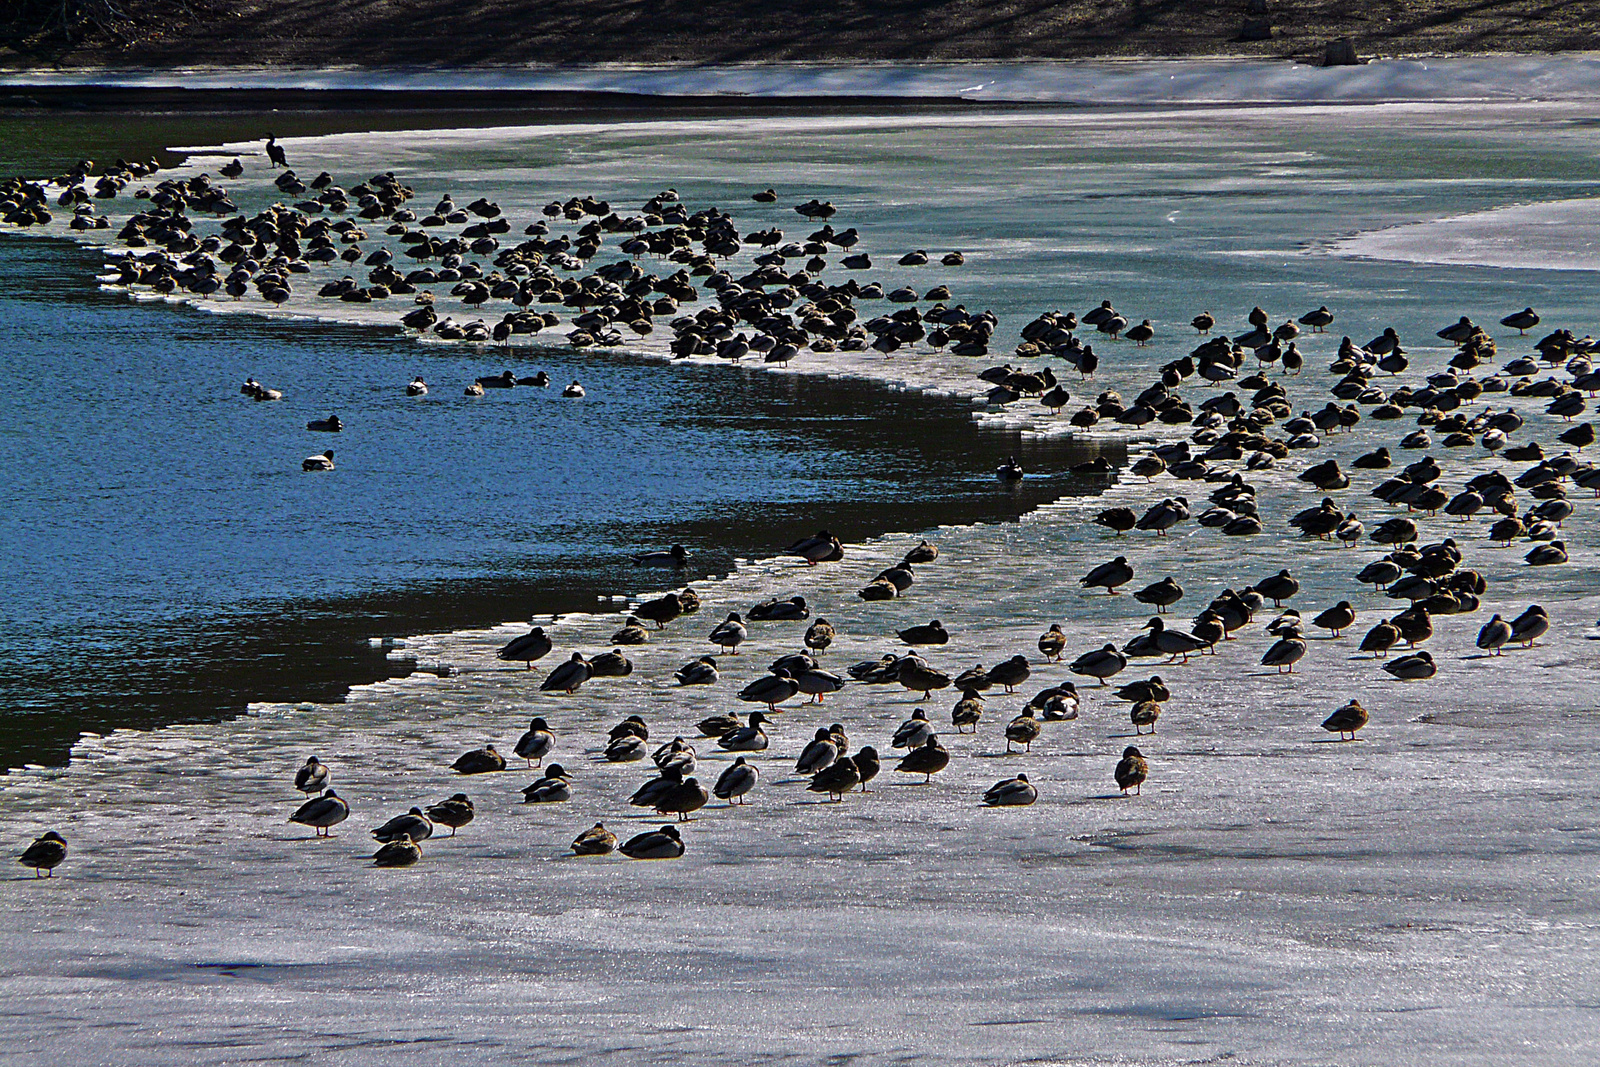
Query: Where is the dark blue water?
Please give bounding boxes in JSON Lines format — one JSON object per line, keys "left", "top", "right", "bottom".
{"left": 0, "top": 234, "right": 1098, "bottom": 768}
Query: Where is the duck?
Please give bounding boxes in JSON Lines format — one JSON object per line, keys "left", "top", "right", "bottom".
{"left": 1383, "top": 650, "right": 1437, "bottom": 680}
{"left": 1255, "top": 569, "right": 1300, "bottom": 606}
{"left": 372, "top": 834, "right": 422, "bottom": 867}
{"left": 1359, "top": 621, "right": 1401, "bottom": 658}
{"left": 1321, "top": 699, "right": 1368, "bottom": 741}
{"left": 739, "top": 670, "right": 799, "bottom": 711}
{"left": 785, "top": 529, "right": 844, "bottom": 565}
{"left": 571, "top": 823, "right": 618, "bottom": 855}
{"left": 1094, "top": 507, "right": 1137, "bottom": 535}
{"left": 896, "top": 658, "right": 952, "bottom": 698}
{"left": 406, "top": 376, "right": 427, "bottom": 396}
{"left": 709, "top": 613, "right": 748, "bottom": 654}
{"left": 294, "top": 756, "right": 329, "bottom": 795}
{"left": 1134, "top": 577, "right": 1183, "bottom": 613}
{"left": 675, "top": 655, "right": 720, "bottom": 686}
{"left": 796, "top": 728, "right": 840, "bottom": 775}
{"left": 802, "top": 618, "right": 836, "bottom": 656}
{"left": 797, "top": 667, "right": 846, "bottom": 703}
{"left": 718, "top": 711, "right": 771, "bottom": 751}
{"left": 653, "top": 737, "right": 697, "bottom": 775}
{"left": 1142, "top": 617, "right": 1209, "bottom": 663}
{"left": 521, "top": 764, "right": 573, "bottom": 803}
{"left": 497, "top": 626, "right": 552, "bottom": 669}
{"left": 631, "top": 544, "right": 689, "bottom": 567}
{"left": 371, "top": 807, "right": 434, "bottom": 843}
{"left": 620, "top": 825, "right": 685, "bottom": 859}
{"left": 987, "top": 655, "right": 1032, "bottom": 693}
{"left": 656, "top": 777, "right": 709, "bottom": 821}
{"left": 635, "top": 592, "right": 684, "bottom": 629}
{"left": 983, "top": 774, "right": 1037, "bottom": 807}
{"left": 904, "top": 539, "right": 940, "bottom": 564}
{"left": 1070, "top": 643, "right": 1128, "bottom": 684}
{"left": 1476, "top": 614, "right": 1512, "bottom": 655}
{"left": 714, "top": 757, "right": 760, "bottom": 804}
{"left": 892, "top": 708, "right": 934, "bottom": 749}
{"left": 1312, "top": 602, "right": 1356, "bottom": 637}
{"left": 808, "top": 756, "right": 861, "bottom": 801}
{"left": 951, "top": 689, "right": 985, "bottom": 732}
{"left": 301, "top": 450, "right": 336, "bottom": 472}
{"left": 1005, "top": 709, "right": 1042, "bottom": 752}
{"left": 1526, "top": 540, "right": 1568, "bottom": 566}
{"left": 899, "top": 619, "right": 949, "bottom": 646}
{"left": 306, "top": 414, "right": 342, "bottom": 433}
{"left": 1037, "top": 624, "right": 1067, "bottom": 661}
{"left": 1261, "top": 633, "right": 1308, "bottom": 674}
{"left": 290, "top": 790, "right": 349, "bottom": 837}
{"left": 265, "top": 135, "right": 287, "bottom": 168}
{"left": 424, "top": 794, "right": 475, "bottom": 834}
{"left": 452, "top": 744, "right": 505, "bottom": 774}
{"left": 1114, "top": 746, "right": 1148, "bottom": 795}
{"left": 1080, "top": 556, "right": 1134, "bottom": 594}
{"left": 561, "top": 380, "right": 586, "bottom": 398}
{"left": 631, "top": 766, "right": 685, "bottom": 809}
{"left": 513, "top": 718, "right": 554, "bottom": 767}
{"left": 1510, "top": 605, "right": 1550, "bottom": 646}
{"left": 540, "top": 652, "right": 594, "bottom": 693}
{"left": 896, "top": 735, "right": 950, "bottom": 783}
{"left": 18, "top": 832, "right": 67, "bottom": 877}
{"left": 749, "top": 595, "right": 810, "bottom": 621}
{"left": 610, "top": 616, "right": 650, "bottom": 646}
{"left": 996, "top": 456, "right": 1024, "bottom": 481}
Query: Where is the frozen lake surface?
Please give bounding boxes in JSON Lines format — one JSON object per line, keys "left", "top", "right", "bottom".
{"left": 4, "top": 86, "right": 1600, "bottom": 1064}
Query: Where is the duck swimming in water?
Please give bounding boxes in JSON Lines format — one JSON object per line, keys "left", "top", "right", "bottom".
{"left": 631, "top": 544, "right": 689, "bottom": 567}
{"left": 302, "top": 450, "right": 335, "bottom": 472}
{"left": 561, "top": 380, "right": 585, "bottom": 398}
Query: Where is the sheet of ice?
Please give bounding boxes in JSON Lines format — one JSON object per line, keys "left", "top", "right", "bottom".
{"left": 5, "top": 95, "right": 1600, "bottom": 1065}
{"left": 11, "top": 55, "right": 1600, "bottom": 104}
{"left": 1339, "top": 197, "right": 1600, "bottom": 271}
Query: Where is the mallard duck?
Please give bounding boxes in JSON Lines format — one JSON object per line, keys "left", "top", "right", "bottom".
{"left": 452, "top": 744, "right": 505, "bottom": 774}
{"left": 714, "top": 757, "right": 760, "bottom": 804}
{"left": 1070, "top": 643, "right": 1127, "bottom": 684}
{"left": 797, "top": 668, "right": 846, "bottom": 703}
{"left": 739, "top": 670, "right": 799, "bottom": 711}
{"left": 804, "top": 618, "right": 836, "bottom": 654}
{"left": 540, "top": 652, "right": 593, "bottom": 693}
{"left": 854, "top": 746, "right": 881, "bottom": 791}
{"left": 1510, "top": 605, "right": 1550, "bottom": 646}
{"left": 808, "top": 756, "right": 861, "bottom": 801}
{"left": 498, "top": 626, "right": 552, "bottom": 669}
{"left": 294, "top": 756, "right": 329, "bottom": 795}
{"left": 609, "top": 715, "right": 649, "bottom": 742}
{"left": 372, "top": 834, "right": 422, "bottom": 867}
{"left": 1130, "top": 700, "right": 1161, "bottom": 734}
{"left": 1256, "top": 569, "right": 1300, "bottom": 606}
{"left": 424, "top": 794, "right": 474, "bottom": 834}
{"left": 675, "top": 656, "right": 720, "bottom": 686}
{"left": 513, "top": 719, "right": 554, "bottom": 767}
{"left": 1080, "top": 556, "right": 1134, "bottom": 593}
{"left": 904, "top": 540, "right": 939, "bottom": 564}
{"left": 1312, "top": 602, "right": 1356, "bottom": 637}
{"left": 1115, "top": 746, "right": 1148, "bottom": 795}
{"left": 1113, "top": 676, "right": 1170, "bottom": 704}
{"left": 795, "top": 728, "right": 839, "bottom": 775}
{"left": 631, "top": 544, "right": 689, "bottom": 567}
{"left": 749, "top": 595, "right": 810, "bottom": 621}
{"left": 571, "top": 823, "right": 617, "bottom": 855}
{"left": 635, "top": 592, "right": 683, "bottom": 629}
{"left": 657, "top": 778, "right": 709, "bottom": 821}
{"left": 896, "top": 736, "right": 950, "bottom": 783}
{"left": 1005, "top": 710, "right": 1042, "bottom": 752}
{"left": 18, "top": 832, "right": 66, "bottom": 877}
{"left": 718, "top": 711, "right": 770, "bottom": 752}
{"left": 1262, "top": 633, "right": 1307, "bottom": 674}
{"left": 987, "top": 655, "right": 1032, "bottom": 693}
{"left": 1321, "top": 699, "right": 1368, "bottom": 740}
{"left": 371, "top": 807, "right": 433, "bottom": 843}
{"left": 892, "top": 708, "right": 933, "bottom": 749}
{"left": 1476, "top": 614, "right": 1512, "bottom": 655}
{"left": 590, "top": 649, "right": 633, "bottom": 677}
{"left": 522, "top": 764, "right": 574, "bottom": 803}
{"left": 709, "top": 613, "right": 748, "bottom": 653}
{"left": 611, "top": 616, "right": 650, "bottom": 645}
{"left": 652, "top": 737, "right": 697, "bottom": 775}
{"left": 1383, "top": 651, "right": 1437, "bottom": 680}
{"left": 983, "top": 774, "right": 1037, "bottom": 807}
{"left": 290, "top": 790, "right": 349, "bottom": 837}
{"left": 1094, "top": 507, "right": 1137, "bottom": 534}
{"left": 620, "top": 825, "right": 684, "bottom": 859}
{"left": 1037, "top": 624, "right": 1067, "bottom": 661}
{"left": 1134, "top": 577, "right": 1183, "bottom": 613}
{"left": 951, "top": 689, "right": 985, "bottom": 733}
{"left": 898, "top": 620, "right": 949, "bottom": 645}
{"left": 1359, "top": 621, "right": 1401, "bottom": 657}
{"left": 630, "top": 766, "right": 684, "bottom": 809}
{"left": 896, "top": 659, "right": 952, "bottom": 698}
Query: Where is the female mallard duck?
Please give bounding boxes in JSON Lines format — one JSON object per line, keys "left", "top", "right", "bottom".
{"left": 611, "top": 616, "right": 650, "bottom": 645}
{"left": 904, "top": 539, "right": 939, "bottom": 564}
{"left": 749, "top": 595, "right": 810, "bottom": 621}
{"left": 896, "top": 659, "right": 952, "bottom": 699}
{"left": 653, "top": 737, "right": 697, "bottom": 776}
{"left": 1134, "top": 577, "right": 1183, "bottom": 613}
{"left": 514, "top": 718, "right": 554, "bottom": 767}
{"left": 19, "top": 832, "right": 67, "bottom": 877}
{"left": 290, "top": 790, "right": 349, "bottom": 837}
{"left": 1510, "top": 605, "right": 1550, "bottom": 646}
{"left": 372, "top": 834, "right": 422, "bottom": 867}
{"left": 1113, "top": 676, "right": 1169, "bottom": 704}
{"left": 1476, "top": 614, "right": 1512, "bottom": 655}
{"left": 697, "top": 711, "right": 741, "bottom": 739}
{"left": 606, "top": 734, "right": 648, "bottom": 762}
{"left": 1005, "top": 709, "right": 1042, "bottom": 752}
{"left": 635, "top": 592, "right": 683, "bottom": 630}
{"left": 522, "top": 764, "right": 573, "bottom": 803}
{"left": 1037, "top": 624, "right": 1067, "bottom": 661}
{"left": 1261, "top": 633, "right": 1307, "bottom": 674}
{"left": 1130, "top": 700, "right": 1161, "bottom": 734}
{"left": 610, "top": 715, "right": 648, "bottom": 742}
{"left": 1359, "top": 621, "right": 1400, "bottom": 658}
{"left": 714, "top": 757, "right": 760, "bottom": 804}
{"left": 498, "top": 626, "right": 552, "bottom": 669}
{"left": 621, "top": 825, "right": 684, "bottom": 859}
{"left": 785, "top": 529, "right": 844, "bottom": 565}
{"left": 718, "top": 711, "right": 770, "bottom": 752}
{"left": 572, "top": 823, "right": 617, "bottom": 855}
{"left": 452, "top": 744, "right": 505, "bottom": 774}
{"left": 1321, "top": 700, "right": 1368, "bottom": 740}
{"left": 657, "top": 778, "right": 709, "bottom": 821}
{"left": 951, "top": 689, "right": 984, "bottom": 733}
{"left": 1114, "top": 747, "right": 1148, "bottom": 795}
{"left": 540, "top": 652, "right": 593, "bottom": 693}
{"left": 803, "top": 617, "right": 835, "bottom": 654}
{"left": 983, "top": 774, "right": 1037, "bottom": 807}
{"left": 371, "top": 807, "right": 433, "bottom": 843}
{"left": 294, "top": 756, "right": 329, "bottom": 795}
{"left": 896, "top": 736, "right": 950, "bottom": 783}
{"left": 1312, "top": 602, "right": 1356, "bottom": 637}
{"left": 1094, "top": 507, "right": 1136, "bottom": 534}
{"left": 898, "top": 620, "right": 949, "bottom": 646}
{"left": 709, "top": 613, "right": 748, "bottom": 654}
{"left": 589, "top": 649, "right": 633, "bottom": 677}
{"left": 424, "top": 794, "right": 474, "bottom": 834}
{"left": 808, "top": 756, "right": 860, "bottom": 801}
